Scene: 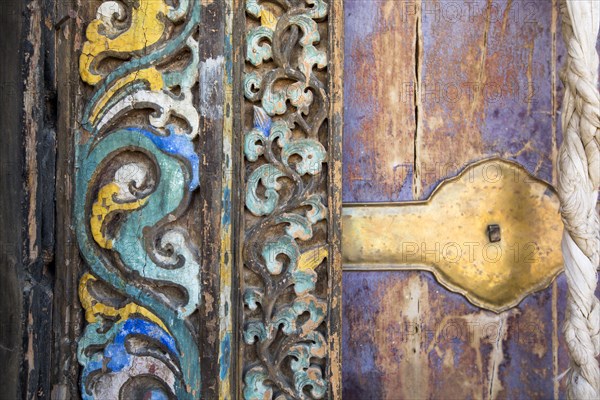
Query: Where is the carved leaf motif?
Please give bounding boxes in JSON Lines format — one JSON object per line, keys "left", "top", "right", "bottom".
{"left": 247, "top": 27, "right": 274, "bottom": 66}
{"left": 244, "top": 287, "right": 265, "bottom": 311}
{"left": 242, "top": 0, "right": 331, "bottom": 398}
{"left": 244, "top": 71, "right": 263, "bottom": 101}
{"left": 262, "top": 235, "right": 300, "bottom": 275}
{"left": 281, "top": 139, "right": 326, "bottom": 176}
{"left": 244, "top": 320, "right": 270, "bottom": 344}
{"left": 246, "top": 164, "right": 286, "bottom": 216}
{"left": 243, "top": 366, "right": 274, "bottom": 400}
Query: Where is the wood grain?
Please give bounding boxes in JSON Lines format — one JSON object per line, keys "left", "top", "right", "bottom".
{"left": 0, "top": 0, "right": 26, "bottom": 397}
{"left": 1, "top": 0, "right": 60, "bottom": 397}
{"left": 343, "top": 0, "right": 417, "bottom": 202}
{"left": 419, "top": 0, "right": 556, "bottom": 198}
{"left": 342, "top": 272, "right": 578, "bottom": 399}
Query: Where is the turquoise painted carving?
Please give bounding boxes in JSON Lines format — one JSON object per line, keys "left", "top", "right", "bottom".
{"left": 242, "top": 0, "right": 332, "bottom": 397}
{"left": 75, "top": 0, "right": 201, "bottom": 398}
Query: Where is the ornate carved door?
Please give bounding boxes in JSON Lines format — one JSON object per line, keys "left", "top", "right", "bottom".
{"left": 2, "top": 0, "right": 598, "bottom": 399}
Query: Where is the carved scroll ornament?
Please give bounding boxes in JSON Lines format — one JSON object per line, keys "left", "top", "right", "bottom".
{"left": 75, "top": 0, "right": 202, "bottom": 398}
{"left": 74, "top": 0, "right": 341, "bottom": 397}
{"left": 241, "top": 0, "right": 340, "bottom": 398}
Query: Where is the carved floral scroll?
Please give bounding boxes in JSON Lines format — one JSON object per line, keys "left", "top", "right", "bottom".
{"left": 75, "top": 0, "right": 202, "bottom": 398}
{"left": 241, "top": 0, "right": 342, "bottom": 398}
{"left": 74, "top": 0, "right": 342, "bottom": 397}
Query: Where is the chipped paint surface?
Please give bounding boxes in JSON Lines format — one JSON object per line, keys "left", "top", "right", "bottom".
{"left": 79, "top": 0, "right": 168, "bottom": 85}
{"left": 24, "top": 0, "right": 42, "bottom": 262}
{"left": 90, "top": 182, "right": 148, "bottom": 249}
{"left": 75, "top": 0, "right": 202, "bottom": 398}
{"left": 343, "top": 0, "right": 417, "bottom": 202}
{"left": 342, "top": 272, "right": 581, "bottom": 399}
{"left": 201, "top": 56, "right": 225, "bottom": 120}
{"left": 218, "top": 4, "right": 234, "bottom": 396}
{"left": 419, "top": 0, "right": 556, "bottom": 198}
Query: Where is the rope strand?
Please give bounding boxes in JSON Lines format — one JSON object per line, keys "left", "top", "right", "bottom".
{"left": 557, "top": 1, "right": 600, "bottom": 398}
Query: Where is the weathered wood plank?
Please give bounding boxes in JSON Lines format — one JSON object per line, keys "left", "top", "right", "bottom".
{"left": 1, "top": 0, "right": 58, "bottom": 397}
{"left": 0, "top": 0, "right": 27, "bottom": 397}
{"left": 342, "top": 0, "right": 417, "bottom": 202}
{"left": 197, "top": 0, "right": 230, "bottom": 396}
{"left": 419, "top": 0, "right": 556, "bottom": 197}
{"left": 52, "top": 1, "right": 90, "bottom": 397}
{"left": 343, "top": 272, "right": 572, "bottom": 399}
{"left": 328, "top": 0, "right": 345, "bottom": 396}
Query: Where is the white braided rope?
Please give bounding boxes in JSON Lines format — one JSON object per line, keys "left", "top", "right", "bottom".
{"left": 558, "top": 1, "right": 600, "bottom": 398}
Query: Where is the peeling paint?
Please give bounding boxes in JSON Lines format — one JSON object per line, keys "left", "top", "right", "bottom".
{"left": 200, "top": 55, "right": 225, "bottom": 120}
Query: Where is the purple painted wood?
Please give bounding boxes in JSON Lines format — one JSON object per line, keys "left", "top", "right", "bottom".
{"left": 341, "top": 1, "right": 579, "bottom": 398}
{"left": 343, "top": 0, "right": 416, "bottom": 202}
{"left": 419, "top": 0, "right": 556, "bottom": 198}
{"left": 343, "top": 272, "right": 575, "bottom": 399}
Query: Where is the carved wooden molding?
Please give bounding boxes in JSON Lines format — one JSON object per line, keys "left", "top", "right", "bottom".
{"left": 73, "top": 0, "right": 342, "bottom": 397}
{"left": 239, "top": 0, "right": 342, "bottom": 398}
{"left": 75, "top": 0, "right": 202, "bottom": 398}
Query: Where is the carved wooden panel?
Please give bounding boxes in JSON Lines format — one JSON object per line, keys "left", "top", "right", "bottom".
{"left": 75, "top": 0, "right": 203, "bottom": 397}
{"left": 70, "top": 0, "right": 342, "bottom": 398}
{"left": 239, "top": 0, "right": 343, "bottom": 398}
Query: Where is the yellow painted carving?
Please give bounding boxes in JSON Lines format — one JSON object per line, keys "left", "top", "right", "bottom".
{"left": 80, "top": 0, "right": 169, "bottom": 85}
{"left": 259, "top": 9, "right": 277, "bottom": 30}
{"left": 298, "top": 246, "right": 328, "bottom": 272}
{"left": 90, "top": 67, "right": 164, "bottom": 124}
{"left": 342, "top": 159, "right": 564, "bottom": 312}
{"left": 90, "top": 182, "right": 148, "bottom": 249}
{"left": 79, "top": 273, "right": 168, "bottom": 332}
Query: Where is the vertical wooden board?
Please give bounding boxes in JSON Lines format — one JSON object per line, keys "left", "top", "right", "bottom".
{"left": 217, "top": 0, "right": 236, "bottom": 397}
{"left": 0, "top": 0, "right": 26, "bottom": 397}
{"left": 53, "top": 0, "right": 89, "bottom": 397}
{"left": 342, "top": 0, "right": 417, "bottom": 202}
{"left": 328, "top": 0, "right": 345, "bottom": 397}
{"left": 419, "top": 0, "right": 556, "bottom": 198}
{"left": 0, "top": 0, "right": 58, "bottom": 396}
{"left": 197, "top": 0, "right": 231, "bottom": 396}
{"left": 341, "top": 273, "right": 386, "bottom": 399}
{"left": 343, "top": 271, "right": 562, "bottom": 399}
